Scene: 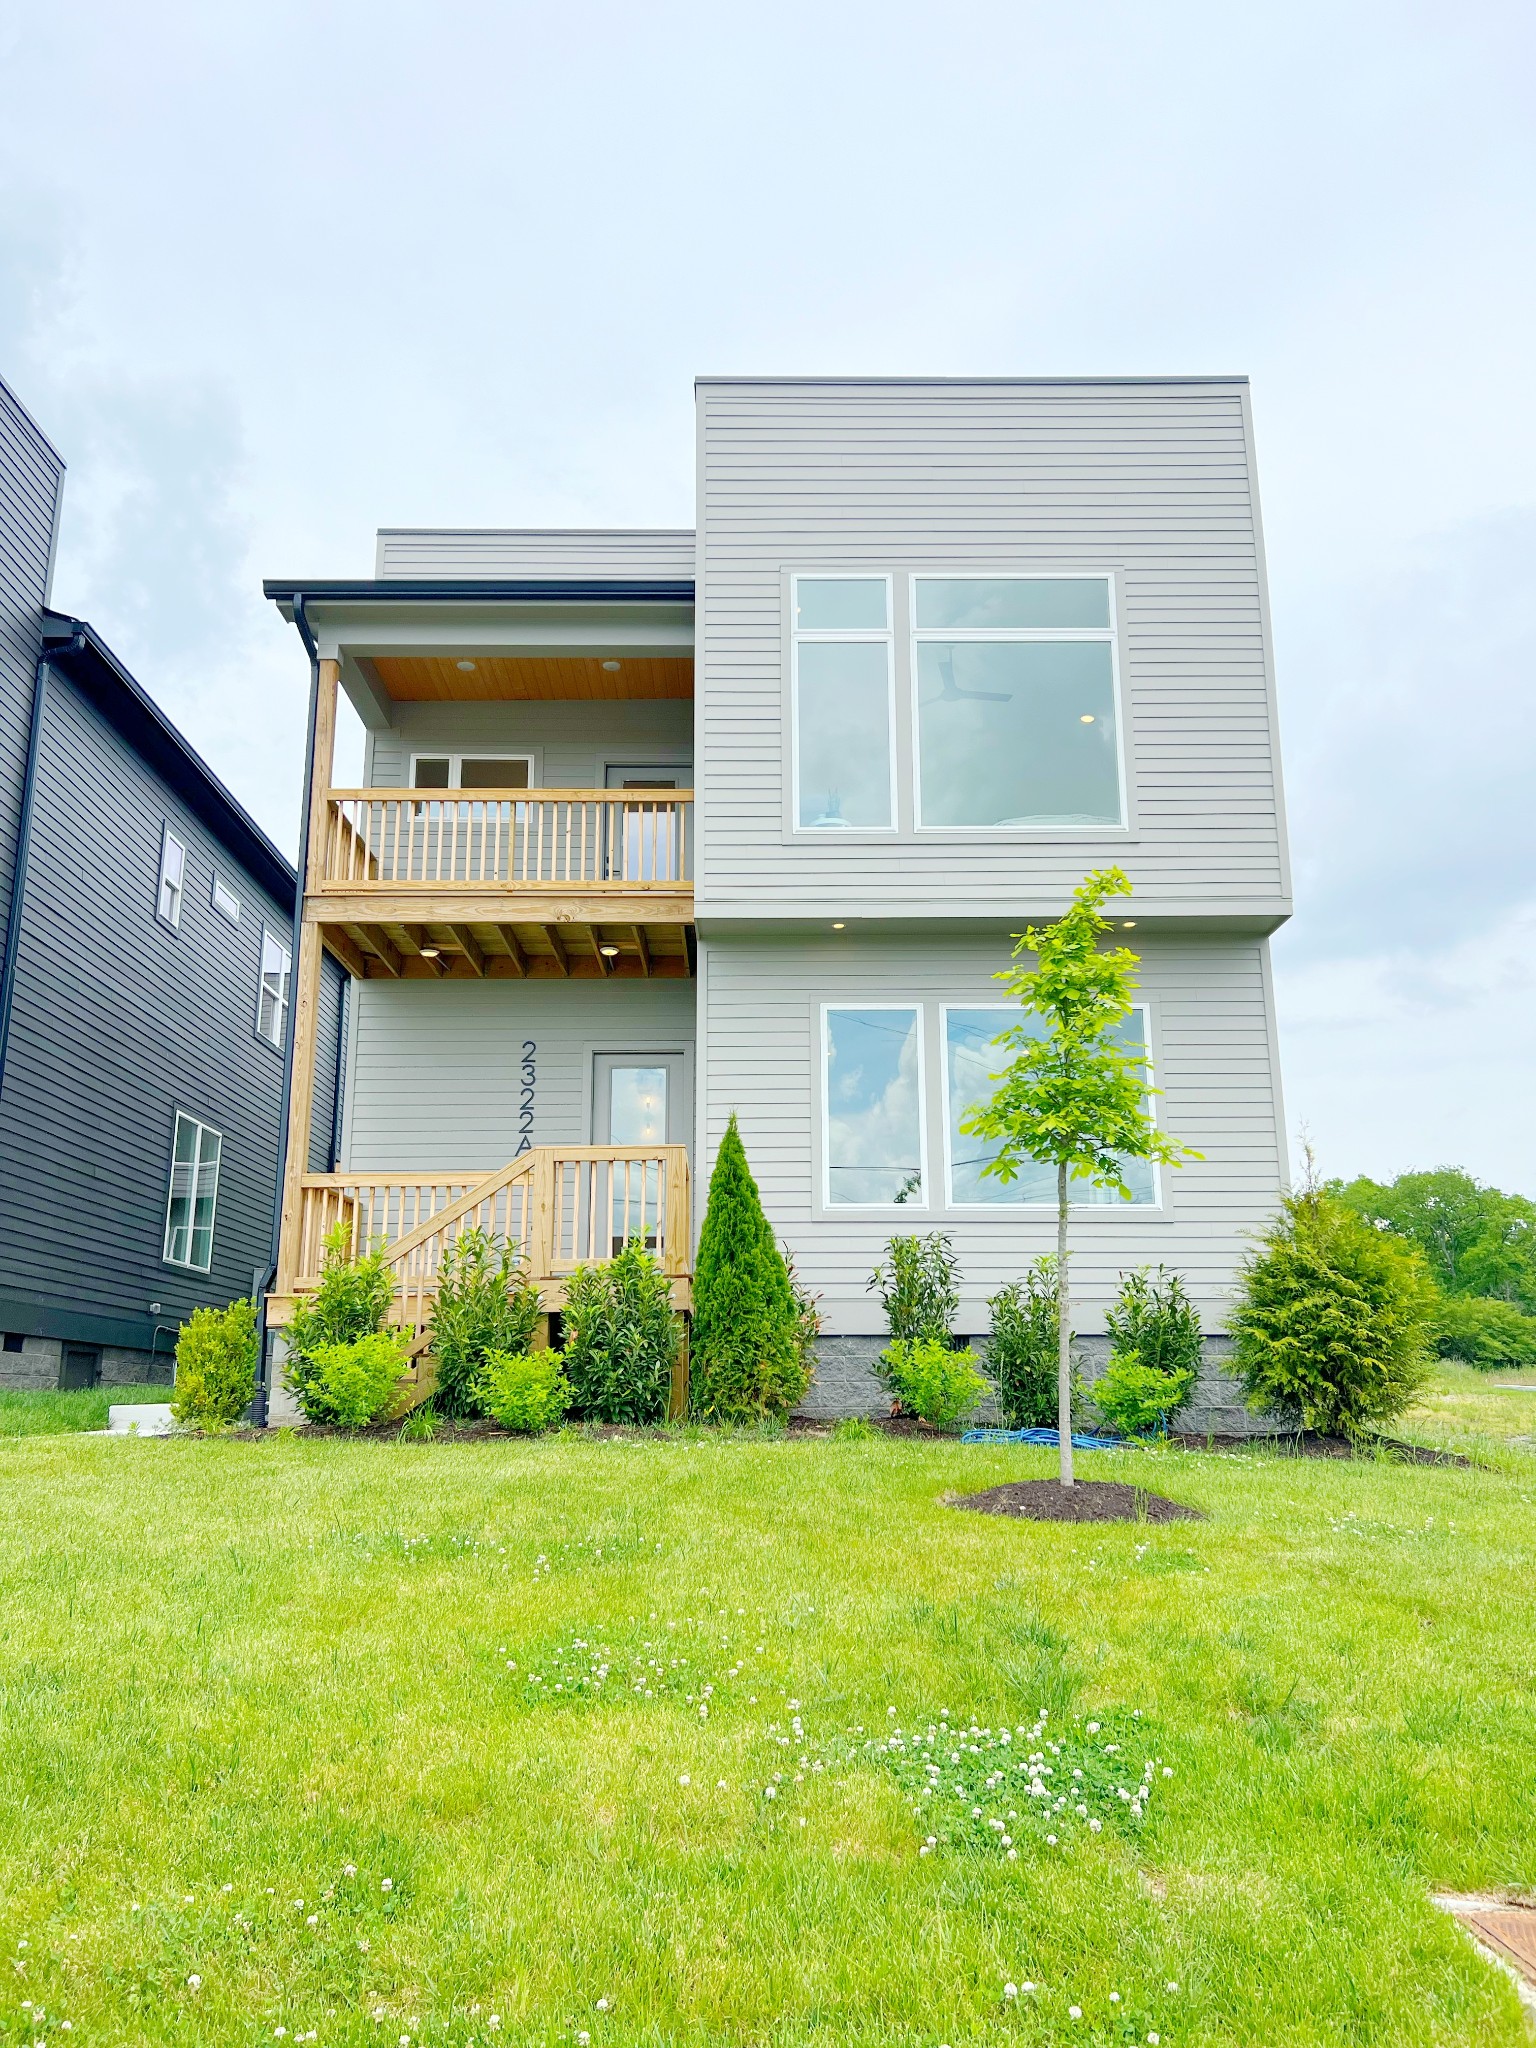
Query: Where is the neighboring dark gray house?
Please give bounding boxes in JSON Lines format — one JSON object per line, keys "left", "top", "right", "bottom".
{"left": 0, "top": 374, "right": 343, "bottom": 1390}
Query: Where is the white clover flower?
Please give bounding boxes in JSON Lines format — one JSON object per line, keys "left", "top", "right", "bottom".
{"left": 1003, "top": 1983, "right": 1018, "bottom": 1999}
{"left": 1046, "top": 1833, "right": 1058, "bottom": 1845}
{"left": 381, "top": 1879, "right": 394, "bottom": 1892}
{"left": 275, "top": 2031, "right": 288, "bottom": 2040}
{"left": 1166, "top": 1981, "right": 1179, "bottom": 1992}
{"left": 183, "top": 1894, "right": 195, "bottom": 1904}
{"left": 1022, "top": 1982, "right": 1035, "bottom": 1992}
{"left": 918, "top": 1844, "right": 931, "bottom": 1857}
{"left": 1110, "top": 1991, "right": 1120, "bottom": 2002}
{"left": 187, "top": 1974, "right": 202, "bottom": 1990}
{"left": 577, "top": 2034, "right": 591, "bottom": 2045}
{"left": 306, "top": 1915, "right": 319, "bottom": 1928}
{"left": 344, "top": 1864, "right": 357, "bottom": 1877}
{"left": 679, "top": 1774, "right": 691, "bottom": 1786}
{"left": 596, "top": 1998, "right": 609, "bottom": 2011}
{"left": 222, "top": 1883, "right": 234, "bottom": 1894}
{"left": 1088, "top": 1818, "right": 1102, "bottom": 1832}
{"left": 1069, "top": 2006, "right": 1082, "bottom": 2019}
{"left": 764, "top": 1786, "right": 776, "bottom": 1799}
{"left": 1162, "top": 1766, "right": 1173, "bottom": 1777}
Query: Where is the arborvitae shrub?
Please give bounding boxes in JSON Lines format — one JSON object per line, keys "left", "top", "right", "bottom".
{"left": 691, "top": 1114, "right": 809, "bottom": 1422}
{"left": 1232, "top": 1187, "right": 1435, "bottom": 1437}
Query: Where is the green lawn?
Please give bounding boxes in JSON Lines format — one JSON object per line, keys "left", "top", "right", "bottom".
{"left": 1, "top": 1417, "right": 1533, "bottom": 2046}
{"left": 1404, "top": 1360, "right": 1536, "bottom": 1454}
{"left": 0, "top": 1379, "right": 169, "bottom": 1436}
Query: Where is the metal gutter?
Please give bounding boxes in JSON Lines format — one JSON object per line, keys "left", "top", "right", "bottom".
{"left": 0, "top": 633, "right": 78, "bottom": 1098}
{"left": 262, "top": 578, "right": 695, "bottom": 605}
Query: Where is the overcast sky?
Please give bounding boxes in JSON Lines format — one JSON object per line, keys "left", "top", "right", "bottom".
{"left": 1, "top": 0, "right": 1532, "bottom": 1191}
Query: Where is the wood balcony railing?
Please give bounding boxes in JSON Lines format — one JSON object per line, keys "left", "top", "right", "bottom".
{"left": 276, "top": 1145, "right": 692, "bottom": 1336}
{"left": 319, "top": 789, "right": 693, "bottom": 892}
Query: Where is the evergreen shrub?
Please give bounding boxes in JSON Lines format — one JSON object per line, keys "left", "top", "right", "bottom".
{"left": 473, "top": 1349, "right": 572, "bottom": 1432}
{"left": 985, "top": 1262, "right": 1063, "bottom": 1426}
{"left": 1431, "top": 1293, "right": 1536, "bottom": 1369}
{"left": 691, "top": 1114, "right": 809, "bottom": 1421}
{"left": 562, "top": 1244, "right": 679, "bottom": 1425}
{"left": 430, "top": 1226, "right": 543, "bottom": 1415}
{"left": 1232, "top": 1185, "right": 1436, "bottom": 1437}
{"left": 868, "top": 1233, "right": 960, "bottom": 1346}
{"left": 285, "top": 1223, "right": 397, "bottom": 1423}
{"left": 170, "top": 1298, "right": 258, "bottom": 1427}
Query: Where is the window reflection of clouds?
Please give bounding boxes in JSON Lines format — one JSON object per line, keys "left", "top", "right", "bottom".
{"left": 916, "top": 641, "right": 1121, "bottom": 828}
{"left": 945, "top": 1007, "right": 1156, "bottom": 1206}
{"left": 796, "top": 642, "right": 893, "bottom": 828}
{"left": 825, "top": 1008, "right": 924, "bottom": 1205}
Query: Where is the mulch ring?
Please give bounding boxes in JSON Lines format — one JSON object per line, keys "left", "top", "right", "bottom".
{"left": 952, "top": 1479, "right": 1205, "bottom": 1524}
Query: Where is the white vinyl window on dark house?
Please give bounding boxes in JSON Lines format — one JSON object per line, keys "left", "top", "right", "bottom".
{"left": 942, "top": 1005, "right": 1158, "bottom": 1206}
{"left": 257, "top": 930, "right": 292, "bottom": 1048}
{"left": 163, "top": 1112, "right": 222, "bottom": 1271}
{"left": 821, "top": 1005, "right": 926, "bottom": 1206}
{"left": 157, "top": 827, "right": 187, "bottom": 926}
{"left": 211, "top": 875, "right": 241, "bottom": 924}
{"left": 913, "top": 576, "right": 1124, "bottom": 829}
{"left": 792, "top": 577, "right": 896, "bottom": 830}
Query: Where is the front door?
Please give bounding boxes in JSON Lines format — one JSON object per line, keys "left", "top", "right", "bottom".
{"left": 591, "top": 1053, "right": 689, "bottom": 1256}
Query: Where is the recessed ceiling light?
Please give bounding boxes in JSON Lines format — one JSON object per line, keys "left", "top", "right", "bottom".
{"left": 1080, "top": 713, "right": 1095, "bottom": 723}
{"left": 601, "top": 659, "right": 622, "bottom": 672}
{"left": 1122, "top": 921, "right": 1136, "bottom": 929}
{"left": 832, "top": 922, "right": 846, "bottom": 929}
{"left": 599, "top": 943, "right": 621, "bottom": 956}
{"left": 456, "top": 659, "right": 478, "bottom": 673}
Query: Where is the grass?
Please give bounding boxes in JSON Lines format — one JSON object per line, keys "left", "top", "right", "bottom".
{"left": 1404, "top": 1359, "right": 1536, "bottom": 1453}
{"left": 0, "top": 1402, "right": 1533, "bottom": 2045}
{"left": 0, "top": 1379, "right": 169, "bottom": 1436}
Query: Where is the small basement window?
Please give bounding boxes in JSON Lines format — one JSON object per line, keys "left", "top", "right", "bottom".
{"left": 2, "top": 1332, "right": 23, "bottom": 1353}
{"left": 211, "top": 875, "right": 241, "bottom": 924}
{"left": 157, "top": 827, "right": 186, "bottom": 927}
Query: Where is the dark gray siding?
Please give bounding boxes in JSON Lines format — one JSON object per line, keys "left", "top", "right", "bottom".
{"left": 0, "top": 668, "right": 340, "bottom": 1345}
{"left": 0, "top": 380, "right": 64, "bottom": 968}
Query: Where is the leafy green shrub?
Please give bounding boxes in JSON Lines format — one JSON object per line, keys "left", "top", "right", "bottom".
{"left": 1231, "top": 1185, "right": 1436, "bottom": 1437}
{"left": 170, "top": 1298, "right": 257, "bottom": 1426}
{"left": 1431, "top": 1293, "right": 1536, "bottom": 1368}
{"left": 561, "top": 1244, "right": 680, "bottom": 1425}
{"left": 1092, "top": 1354, "right": 1191, "bottom": 1437}
{"left": 286, "top": 1223, "right": 397, "bottom": 1423}
{"left": 474, "top": 1348, "right": 572, "bottom": 1432}
{"left": 306, "top": 1332, "right": 410, "bottom": 1428}
{"left": 985, "top": 1262, "right": 1063, "bottom": 1426}
{"left": 785, "top": 1249, "right": 822, "bottom": 1393}
{"left": 691, "top": 1115, "right": 808, "bottom": 1421}
{"left": 831, "top": 1415, "right": 875, "bottom": 1441}
{"left": 879, "top": 1337, "right": 989, "bottom": 1430}
{"left": 868, "top": 1232, "right": 960, "bottom": 1346}
{"left": 1106, "top": 1266, "right": 1204, "bottom": 1384}
{"left": 430, "top": 1226, "right": 543, "bottom": 1416}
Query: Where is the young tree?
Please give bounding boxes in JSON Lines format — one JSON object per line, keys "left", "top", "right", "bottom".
{"left": 959, "top": 867, "right": 1200, "bottom": 1484}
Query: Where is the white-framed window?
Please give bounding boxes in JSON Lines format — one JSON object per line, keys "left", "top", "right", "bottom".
{"left": 941, "top": 1002, "right": 1160, "bottom": 1207}
{"left": 156, "top": 827, "right": 187, "bottom": 927}
{"left": 410, "top": 753, "right": 533, "bottom": 790}
{"left": 256, "top": 929, "right": 292, "bottom": 1048}
{"left": 820, "top": 1003, "right": 927, "bottom": 1207}
{"left": 911, "top": 575, "right": 1124, "bottom": 830}
{"left": 791, "top": 575, "right": 896, "bottom": 831}
{"left": 163, "top": 1112, "right": 222, "bottom": 1271}
{"left": 210, "top": 875, "right": 241, "bottom": 925}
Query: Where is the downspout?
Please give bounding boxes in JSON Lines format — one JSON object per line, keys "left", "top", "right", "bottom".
{"left": 0, "top": 634, "right": 79, "bottom": 1097}
{"left": 254, "top": 594, "right": 321, "bottom": 1425}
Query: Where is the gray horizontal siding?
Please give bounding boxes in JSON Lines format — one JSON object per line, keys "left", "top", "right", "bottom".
{"left": 375, "top": 529, "right": 696, "bottom": 580}
{"left": 700, "top": 926, "right": 1285, "bottom": 1336}
{"left": 0, "top": 380, "right": 64, "bottom": 967}
{"left": 345, "top": 977, "right": 696, "bottom": 1171}
{"left": 0, "top": 671, "right": 337, "bottom": 1342}
{"left": 365, "top": 700, "right": 693, "bottom": 789}
{"left": 695, "top": 378, "right": 1289, "bottom": 921}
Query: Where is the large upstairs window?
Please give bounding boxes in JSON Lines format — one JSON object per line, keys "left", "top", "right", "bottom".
{"left": 913, "top": 576, "right": 1123, "bottom": 829}
{"left": 791, "top": 576, "right": 895, "bottom": 830}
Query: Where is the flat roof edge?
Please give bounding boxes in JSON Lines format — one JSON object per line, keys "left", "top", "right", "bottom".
{"left": 263, "top": 579, "right": 696, "bottom": 604}
{"left": 694, "top": 373, "right": 1250, "bottom": 388}
{"left": 373, "top": 527, "right": 696, "bottom": 539}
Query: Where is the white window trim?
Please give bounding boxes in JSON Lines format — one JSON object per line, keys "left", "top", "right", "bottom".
{"left": 819, "top": 1001, "right": 930, "bottom": 1211}
{"left": 256, "top": 926, "right": 292, "bottom": 1050}
{"left": 162, "top": 1111, "right": 222, "bottom": 1272}
{"left": 909, "top": 570, "right": 1130, "bottom": 835}
{"left": 938, "top": 999, "right": 1163, "bottom": 1211}
{"left": 210, "top": 875, "right": 241, "bottom": 925}
{"left": 790, "top": 573, "right": 898, "bottom": 835}
{"left": 156, "top": 824, "right": 187, "bottom": 929}
{"left": 407, "top": 751, "right": 536, "bottom": 791}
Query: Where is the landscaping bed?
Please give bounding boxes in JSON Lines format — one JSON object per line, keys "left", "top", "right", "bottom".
{"left": 953, "top": 1477, "right": 1206, "bottom": 1522}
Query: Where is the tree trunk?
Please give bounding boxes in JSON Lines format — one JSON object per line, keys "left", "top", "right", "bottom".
{"left": 1057, "top": 1157, "right": 1073, "bottom": 1487}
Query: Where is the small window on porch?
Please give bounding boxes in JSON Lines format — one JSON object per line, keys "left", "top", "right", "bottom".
{"left": 411, "top": 756, "right": 531, "bottom": 790}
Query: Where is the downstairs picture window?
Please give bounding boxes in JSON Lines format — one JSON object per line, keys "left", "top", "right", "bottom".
{"left": 821, "top": 1006, "right": 925, "bottom": 1206}
{"left": 944, "top": 1005, "right": 1158, "bottom": 1206}
{"left": 163, "top": 1113, "right": 222, "bottom": 1271}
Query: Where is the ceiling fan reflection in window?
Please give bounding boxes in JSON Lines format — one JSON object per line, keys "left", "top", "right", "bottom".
{"left": 934, "top": 651, "right": 1008, "bottom": 703}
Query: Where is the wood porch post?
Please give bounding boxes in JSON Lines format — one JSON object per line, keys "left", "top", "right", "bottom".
{"left": 274, "top": 657, "right": 339, "bottom": 1295}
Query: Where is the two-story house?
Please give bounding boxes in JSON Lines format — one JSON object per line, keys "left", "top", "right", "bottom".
{"left": 262, "top": 375, "right": 1290, "bottom": 1426}
{"left": 0, "top": 372, "right": 345, "bottom": 1391}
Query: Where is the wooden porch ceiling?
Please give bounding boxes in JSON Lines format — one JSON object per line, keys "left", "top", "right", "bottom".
{"left": 370, "top": 654, "right": 694, "bottom": 702}
{"left": 319, "top": 917, "right": 694, "bottom": 980}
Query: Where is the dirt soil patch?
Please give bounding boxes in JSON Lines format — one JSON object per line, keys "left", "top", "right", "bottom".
{"left": 1168, "top": 1431, "right": 1473, "bottom": 1467}
{"left": 953, "top": 1479, "right": 1205, "bottom": 1523}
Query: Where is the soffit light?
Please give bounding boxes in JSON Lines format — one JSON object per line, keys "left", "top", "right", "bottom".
{"left": 1122, "top": 921, "right": 1136, "bottom": 929}
{"left": 599, "top": 944, "right": 621, "bottom": 956}
{"left": 419, "top": 944, "right": 441, "bottom": 958}
{"left": 456, "top": 659, "right": 478, "bottom": 672}
{"left": 832, "top": 922, "right": 846, "bottom": 929}
{"left": 601, "top": 659, "right": 622, "bottom": 671}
